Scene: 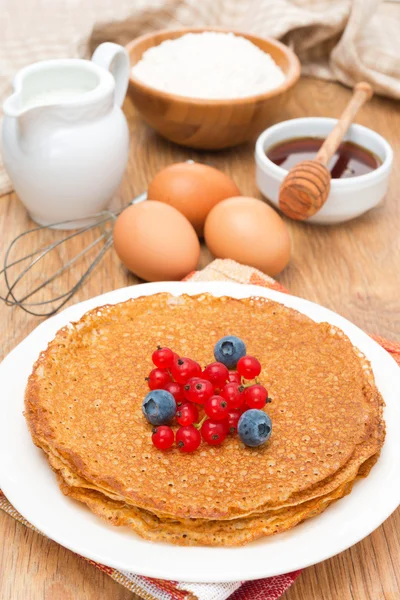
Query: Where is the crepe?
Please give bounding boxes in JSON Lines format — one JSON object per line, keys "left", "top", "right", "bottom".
{"left": 25, "top": 293, "right": 385, "bottom": 545}
{"left": 45, "top": 450, "right": 379, "bottom": 546}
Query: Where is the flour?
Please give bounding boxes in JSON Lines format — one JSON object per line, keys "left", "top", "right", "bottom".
{"left": 131, "top": 32, "right": 286, "bottom": 100}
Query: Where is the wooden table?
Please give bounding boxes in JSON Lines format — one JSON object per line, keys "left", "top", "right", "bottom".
{"left": 0, "top": 77, "right": 399, "bottom": 600}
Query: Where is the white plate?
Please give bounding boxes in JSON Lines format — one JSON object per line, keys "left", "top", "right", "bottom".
{"left": 0, "top": 281, "right": 399, "bottom": 583}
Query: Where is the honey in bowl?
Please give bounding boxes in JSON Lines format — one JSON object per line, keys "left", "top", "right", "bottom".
{"left": 266, "top": 137, "right": 381, "bottom": 179}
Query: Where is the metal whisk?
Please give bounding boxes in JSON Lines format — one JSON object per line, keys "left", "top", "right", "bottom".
{"left": 0, "top": 192, "right": 147, "bottom": 318}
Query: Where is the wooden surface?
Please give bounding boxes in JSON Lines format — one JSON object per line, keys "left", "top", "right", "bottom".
{"left": 0, "top": 77, "right": 399, "bottom": 600}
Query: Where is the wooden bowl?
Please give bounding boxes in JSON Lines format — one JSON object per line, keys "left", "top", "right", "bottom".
{"left": 126, "top": 28, "right": 300, "bottom": 150}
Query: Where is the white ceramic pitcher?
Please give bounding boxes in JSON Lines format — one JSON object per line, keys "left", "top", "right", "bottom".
{"left": 2, "top": 43, "right": 130, "bottom": 229}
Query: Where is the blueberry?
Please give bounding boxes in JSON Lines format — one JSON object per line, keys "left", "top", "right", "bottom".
{"left": 213, "top": 335, "right": 246, "bottom": 369}
{"left": 238, "top": 409, "right": 272, "bottom": 447}
{"left": 142, "top": 389, "right": 176, "bottom": 426}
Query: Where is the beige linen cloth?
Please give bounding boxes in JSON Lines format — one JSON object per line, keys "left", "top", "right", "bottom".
{"left": 0, "top": 0, "right": 399, "bottom": 197}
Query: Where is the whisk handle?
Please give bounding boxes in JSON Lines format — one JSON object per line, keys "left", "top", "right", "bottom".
{"left": 128, "top": 191, "right": 148, "bottom": 206}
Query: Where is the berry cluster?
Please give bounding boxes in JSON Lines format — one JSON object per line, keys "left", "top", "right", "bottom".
{"left": 142, "top": 336, "right": 272, "bottom": 452}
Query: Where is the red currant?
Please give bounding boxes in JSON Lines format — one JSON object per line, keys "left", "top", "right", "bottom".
{"left": 171, "top": 357, "right": 200, "bottom": 384}
{"left": 192, "top": 361, "right": 202, "bottom": 377}
{"left": 146, "top": 368, "right": 171, "bottom": 390}
{"left": 176, "top": 402, "right": 199, "bottom": 426}
{"left": 176, "top": 425, "right": 201, "bottom": 452}
{"left": 237, "top": 356, "right": 262, "bottom": 379}
{"left": 225, "top": 409, "right": 241, "bottom": 434}
{"left": 220, "top": 382, "right": 244, "bottom": 409}
{"left": 164, "top": 381, "right": 185, "bottom": 403}
{"left": 202, "top": 362, "right": 229, "bottom": 388}
{"left": 228, "top": 371, "right": 241, "bottom": 385}
{"left": 244, "top": 384, "right": 268, "bottom": 409}
{"left": 201, "top": 420, "right": 227, "bottom": 446}
{"left": 152, "top": 426, "right": 174, "bottom": 450}
{"left": 152, "top": 346, "right": 174, "bottom": 369}
{"left": 183, "top": 378, "right": 214, "bottom": 405}
{"left": 205, "top": 395, "right": 229, "bottom": 420}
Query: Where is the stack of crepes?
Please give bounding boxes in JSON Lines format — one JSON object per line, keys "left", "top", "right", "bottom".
{"left": 25, "top": 287, "right": 385, "bottom": 546}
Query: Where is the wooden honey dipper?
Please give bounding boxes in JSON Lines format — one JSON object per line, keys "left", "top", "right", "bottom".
{"left": 279, "top": 82, "right": 373, "bottom": 221}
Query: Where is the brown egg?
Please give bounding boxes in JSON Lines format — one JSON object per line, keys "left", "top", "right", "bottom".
{"left": 204, "top": 197, "right": 291, "bottom": 276}
{"left": 113, "top": 201, "right": 200, "bottom": 281}
{"left": 148, "top": 162, "right": 240, "bottom": 236}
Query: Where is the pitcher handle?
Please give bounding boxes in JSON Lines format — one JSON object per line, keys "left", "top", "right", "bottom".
{"left": 91, "top": 42, "right": 130, "bottom": 107}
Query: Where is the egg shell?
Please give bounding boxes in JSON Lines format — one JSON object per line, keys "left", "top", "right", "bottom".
{"left": 147, "top": 162, "right": 240, "bottom": 236}
{"left": 113, "top": 200, "right": 200, "bottom": 281}
{"left": 204, "top": 197, "right": 291, "bottom": 276}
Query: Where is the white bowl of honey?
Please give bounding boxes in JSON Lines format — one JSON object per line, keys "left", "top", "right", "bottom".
{"left": 255, "top": 117, "right": 393, "bottom": 224}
